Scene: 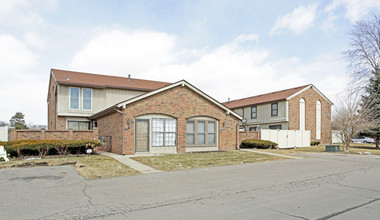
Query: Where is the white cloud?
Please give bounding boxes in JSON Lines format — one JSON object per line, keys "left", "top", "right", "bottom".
{"left": 0, "top": 34, "right": 46, "bottom": 124}
{"left": 0, "top": 0, "right": 58, "bottom": 26}
{"left": 325, "top": 0, "right": 380, "bottom": 23}
{"left": 270, "top": 3, "right": 319, "bottom": 35}
{"left": 70, "top": 30, "right": 347, "bottom": 106}
{"left": 70, "top": 30, "right": 177, "bottom": 75}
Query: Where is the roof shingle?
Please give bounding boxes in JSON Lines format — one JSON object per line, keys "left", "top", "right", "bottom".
{"left": 51, "top": 69, "right": 171, "bottom": 91}
{"left": 223, "top": 85, "right": 310, "bottom": 109}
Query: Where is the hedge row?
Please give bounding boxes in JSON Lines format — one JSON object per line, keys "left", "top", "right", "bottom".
{"left": 311, "top": 141, "right": 320, "bottom": 146}
{"left": 241, "top": 139, "right": 278, "bottom": 149}
{"left": 0, "top": 140, "right": 101, "bottom": 157}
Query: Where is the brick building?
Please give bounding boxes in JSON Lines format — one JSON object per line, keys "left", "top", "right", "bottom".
{"left": 47, "top": 69, "right": 242, "bottom": 154}
{"left": 223, "top": 85, "right": 333, "bottom": 144}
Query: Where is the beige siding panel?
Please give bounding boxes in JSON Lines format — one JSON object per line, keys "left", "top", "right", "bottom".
{"left": 150, "top": 146, "right": 177, "bottom": 154}
{"left": 105, "top": 89, "right": 145, "bottom": 107}
{"left": 57, "top": 85, "right": 146, "bottom": 116}
{"left": 235, "top": 100, "right": 287, "bottom": 124}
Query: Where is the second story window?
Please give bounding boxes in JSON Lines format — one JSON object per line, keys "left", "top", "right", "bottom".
{"left": 70, "top": 87, "right": 80, "bottom": 109}
{"left": 82, "top": 88, "right": 92, "bottom": 110}
{"left": 271, "top": 103, "right": 278, "bottom": 116}
{"left": 251, "top": 106, "right": 257, "bottom": 118}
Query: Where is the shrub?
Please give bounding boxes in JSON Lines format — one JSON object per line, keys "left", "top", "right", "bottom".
{"left": 311, "top": 141, "right": 320, "bottom": 146}
{"left": 0, "top": 140, "right": 101, "bottom": 157}
{"left": 241, "top": 139, "right": 278, "bottom": 149}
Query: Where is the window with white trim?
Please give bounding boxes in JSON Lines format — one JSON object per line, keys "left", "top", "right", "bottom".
{"left": 299, "top": 98, "right": 305, "bottom": 130}
{"left": 316, "top": 100, "right": 321, "bottom": 139}
{"left": 186, "top": 120, "right": 217, "bottom": 146}
{"left": 70, "top": 87, "right": 80, "bottom": 109}
{"left": 271, "top": 103, "right": 278, "bottom": 116}
{"left": 152, "top": 118, "right": 177, "bottom": 146}
{"left": 68, "top": 121, "right": 90, "bottom": 130}
{"left": 251, "top": 106, "right": 257, "bottom": 118}
{"left": 82, "top": 88, "right": 92, "bottom": 110}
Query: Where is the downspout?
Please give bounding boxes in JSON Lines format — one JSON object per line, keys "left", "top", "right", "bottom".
{"left": 115, "top": 108, "right": 125, "bottom": 155}
{"left": 236, "top": 123, "right": 240, "bottom": 150}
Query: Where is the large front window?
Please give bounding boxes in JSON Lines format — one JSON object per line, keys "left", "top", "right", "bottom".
{"left": 68, "top": 121, "right": 90, "bottom": 130}
{"left": 152, "top": 118, "right": 177, "bottom": 146}
{"left": 186, "top": 120, "right": 216, "bottom": 146}
{"left": 70, "top": 87, "right": 80, "bottom": 109}
{"left": 82, "top": 88, "right": 92, "bottom": 110}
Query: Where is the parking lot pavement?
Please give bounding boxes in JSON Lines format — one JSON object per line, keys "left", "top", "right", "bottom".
{"left": 1, "top": 153, "right": 380, "bottom": 220}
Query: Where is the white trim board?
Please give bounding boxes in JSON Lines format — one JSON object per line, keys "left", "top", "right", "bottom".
{"left": 286, "top": 84, "right": 333, "bottom": 105}
{"left": 117, "top": 80, "right": 243, "bottom": 120}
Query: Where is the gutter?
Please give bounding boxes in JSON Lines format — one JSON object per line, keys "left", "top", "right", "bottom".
{"left": 115, "top": 108, "right": 126, "bottom": 155}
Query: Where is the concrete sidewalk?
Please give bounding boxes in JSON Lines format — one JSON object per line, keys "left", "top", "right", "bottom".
{"left": 99, "top": 151, "right": 162, "bottom": 174}
{"left": 240, "top": 148, "right": 303, "bottom": 159}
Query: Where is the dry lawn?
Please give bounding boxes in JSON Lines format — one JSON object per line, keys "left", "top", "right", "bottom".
{"left": 0, "top": 155, "right": 140, "bottom": 179}
{"left": 132, "top": 150, "right": 286, "bottom": 171}
{"left": 253, "top": 143, "right": 380, "bottom": 155}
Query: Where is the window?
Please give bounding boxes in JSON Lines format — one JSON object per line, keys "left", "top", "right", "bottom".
{"left": 316, "top": 100, "right": 321, "bottom": 139}
{"left": 271, "top": 103, "right": 278, "bottom": 116}
{"left": 186, "top": 120, "right": 217, "bottom": 146}
{"left": 70, "top": 87, "right": 80, "bottom": 109}
{"left": 152, "top": 118, "right": 177, "bottom": 146}
{"left": 92, "top": 121, "right": 98, "bottom": 129}
{"left": 269, "top": 124, "right": 282, "bottom": 130}
{"left": 251, "top": 106, "right": 257, "bottom": 118}
{"left": 249, "top": 127, "right": 257, "bottom": 131}
{"left": 67, "top": 121, "right": 90, "bottom": 130}
{"left": 299, "top": 98, "right": 305, "bottom": 130}
{"left": 82, "top": 88, "right": 92, "bottom": 110}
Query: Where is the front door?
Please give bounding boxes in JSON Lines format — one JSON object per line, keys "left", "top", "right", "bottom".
{"left": 135, "top": 119, "right": 149, "bottom": 152}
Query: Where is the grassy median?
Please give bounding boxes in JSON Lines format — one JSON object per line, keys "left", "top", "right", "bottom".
{"left": 132, "top": 150, "right": 286, "bottom": 171}
{"left": 0, "top": 155, "right": 140, "bottom": 178}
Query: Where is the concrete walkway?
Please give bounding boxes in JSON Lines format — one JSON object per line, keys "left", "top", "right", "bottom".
{"left": 240, "top": 148, "right": 303, "bottom": 159}
{"left": 99, "top": 151, "right": 162, "bottom": 174}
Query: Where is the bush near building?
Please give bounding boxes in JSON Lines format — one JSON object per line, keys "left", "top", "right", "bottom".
{"left": 0, "top": 140, "right": 101, "bottom": 157}
{"left": 241, "top": 139, "right": 278, "bottom": 149}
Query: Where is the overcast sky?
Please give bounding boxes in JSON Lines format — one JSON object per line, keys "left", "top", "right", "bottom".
{"left": 1, "top": 0, "right": 380, "bottom": 125}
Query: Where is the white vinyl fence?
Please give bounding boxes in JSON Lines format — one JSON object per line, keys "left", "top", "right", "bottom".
{"left": 0, "top": 126, "right": 8, "bottom": 142}
{"left": 261, "top": 129, "right": 310, "bottom": 148}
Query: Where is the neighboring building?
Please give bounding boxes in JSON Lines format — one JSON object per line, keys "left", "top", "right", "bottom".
{"left": 47, "top": 69, "right": 242, "bottom": 155}
{"left": 47, "top": 69, "right": 170, "bottom": 130}
{"left": 223, "top": 84, "right": 333, "bottom": 144}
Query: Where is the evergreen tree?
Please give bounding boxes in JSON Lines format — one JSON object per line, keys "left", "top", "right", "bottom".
{"left": 10, "top": 112, "right": 29, "bottom": 130}
{"left": 361, "top": 70, "right": 380, "bottom": 148}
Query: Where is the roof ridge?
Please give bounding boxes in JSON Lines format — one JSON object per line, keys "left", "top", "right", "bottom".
{"left": 51, "top": 68, "right": 171, "bottom": 84}
{"left": 226, "top": 84, "right": 311, "bottom": 103}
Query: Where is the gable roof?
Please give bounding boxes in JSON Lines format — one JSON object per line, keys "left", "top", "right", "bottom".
{"left": 90, "top": 80, "right": 243, "bottom": 120}
{"left": 223, "top": 85, "right": 311, "bottom": 109}
{"left": 51, "top": 68, "right": 170, "bottom": 91}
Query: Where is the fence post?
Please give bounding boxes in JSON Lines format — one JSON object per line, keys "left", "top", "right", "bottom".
{"left": 41, "top": 129, "right": 45, "bottom": 140}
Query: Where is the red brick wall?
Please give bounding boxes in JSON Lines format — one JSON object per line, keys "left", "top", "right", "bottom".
{"left": 97, "top": 112, "right": 123, "bottom": 154}
{"left": 56, "top": 116, "right": 66, "bottom": 130}
{"left": 239, "top": 131, "right": 260, "bottom": 145}
{"left": 47, "top": 74, "right": 57, "bottom": 130}
{"left": 97, "top": 85, "right": 240, "bottom": 155}
{"left": 9, "top": 128, "right": 98, "bottom": 141}
{"left": 288, "top": 87, "right": 332, "bottom": 144}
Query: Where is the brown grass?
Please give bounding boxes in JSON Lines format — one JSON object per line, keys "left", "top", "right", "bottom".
{"left": 132, "top": 150, "right": 286, "bottom": 171}
{"left": 253, "top": 143, "right": 380, "bottom": 155}
{"left": 0, "top": 155, "right": 140, "bottom": 179}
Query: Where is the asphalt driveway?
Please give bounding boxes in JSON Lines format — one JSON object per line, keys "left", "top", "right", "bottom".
{"left": 1, "top": 153, "right": 380, "bottom": 220}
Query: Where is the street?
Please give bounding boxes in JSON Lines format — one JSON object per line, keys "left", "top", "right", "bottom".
{"left": 1, "top": 153, "right": 380, "bottom": 220}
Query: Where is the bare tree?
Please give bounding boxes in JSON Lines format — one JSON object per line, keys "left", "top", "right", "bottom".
{"left": 332, "top": 89, "right": 377, "bottom": 152}
{"left": 0, "top": 121, "right": 8, "bottom": 127}
{"left": 345, "top": 14, "right": 380, "bottom": 85}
